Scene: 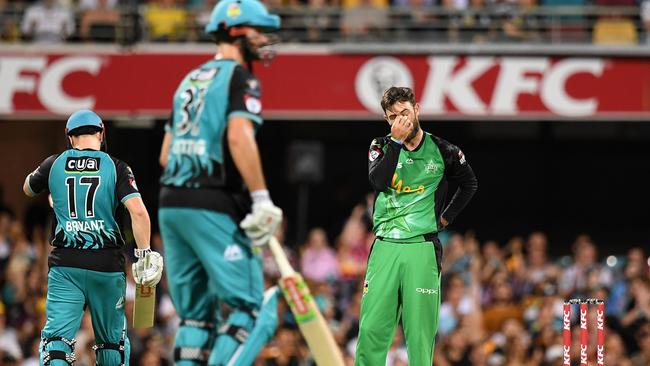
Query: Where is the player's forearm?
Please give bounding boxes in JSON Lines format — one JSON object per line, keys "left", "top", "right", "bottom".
{"left": 441, "top": 167, "right": 478, "bottom": 224}
{"left": 159, "top": 132, "right": 172, "bottom": 168}
{"left": 368, "top": 141, "right": 401, "bottom": 192}
{"left": 228, "top": 120, "right": 266, "bottom": 192}
{"left": 130, "top": 208, "right": 151, "bottom": 250}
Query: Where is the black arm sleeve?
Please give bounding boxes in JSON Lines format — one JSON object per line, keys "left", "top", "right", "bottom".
{"left": 227, "top": 65, "right": 263, "bottom": 125}
{"left": 27, "top": 154, "right": 58, "bottom": 195}
{"left": 439, "top": 139, "right": 478, "bottom": 224}
{"left": 113, "top": 158, "right": 141, "bottom": 203}
{"left": 368, "top": 137, "right": 402, "bottom": 192}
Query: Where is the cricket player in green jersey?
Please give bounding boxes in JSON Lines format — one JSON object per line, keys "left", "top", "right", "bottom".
{"left": 355, "top": 87, "right": 478, "bottom": 365}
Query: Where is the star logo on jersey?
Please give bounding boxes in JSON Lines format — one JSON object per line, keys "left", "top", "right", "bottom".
{"left": 129, "top": 178, "right": 138, "bottom": 191}
{"left": 425, "top": 160, "right": 438, "bottom": 173}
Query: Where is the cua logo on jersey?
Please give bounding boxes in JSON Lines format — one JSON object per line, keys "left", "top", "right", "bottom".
{"left": 363, "top": 280, "right": 369, "bottom": 295}
{"left": 65, "top": 157, "right": 100, "bottom": 172}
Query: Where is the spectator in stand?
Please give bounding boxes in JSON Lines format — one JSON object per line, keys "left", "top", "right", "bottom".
{"left": 631, "top": 321, "right": 650, "bottom": 366}
{"left": 144, "top": 0, "right": 188, "bottom": 42}
{"left": 609, "top": 247, "right": 646, "bottom": 315}
{"left": 483, "top": 278, "right": 524, "bottom": 333}
{"left": 559, "top": 235, "right": 612, "bottom": 299}
{"left": 458, "top": 0, "right": 494, "bottom": 43}
{"left": 303, "top": 0, "right": 333, "bottom": 43}
{"left": 643, "top": 0, "right": 650, "bottom": 44}
{"left": 523, "top": 232, "right": 558, "bottom": 292}
{"left": 435, "top": 328, "right": 472, "bottom": 365}
{"left": 21, "top": 0, "right": 75, "bottom": 43}
{"left": 621, "top": 276, "right": 650, "bottom": 328}
{"left": 340, "top": 0, "right": 389, "bottom": 40}
{"left": 0, "top": 301, "right": 22, "bottom": 362}
{"left": 80, "top": 0, "right": 120, "bottom": 42}
{"left": 0, "top": 0, "right": 20, "bottom": 42}
{"left": 300, "top": 227, "right": 340, "bottom": 283}
{"left": 605, "top": 331, "right": 633, "bottom": 366}
{"left": 494, "top": 0, "right": 543, "bottom": 43}
{"left": 336, "top": 205, "right": 371, "bottom": 280}
{"left": 439, "top": 273, "right": 480, "bottom": 336}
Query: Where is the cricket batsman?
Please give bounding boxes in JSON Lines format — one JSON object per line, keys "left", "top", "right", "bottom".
{"left": 356, "top": 87, "right": 478, "bottom": 365}
{"left": 23, "top": 110, "right": 163, "bottom": 366}
{"left": 158, "top": 0, "right": 283, "bottom": 364}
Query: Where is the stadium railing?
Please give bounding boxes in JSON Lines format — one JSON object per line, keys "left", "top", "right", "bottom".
{"left": 0, "top": 4, "right": 646, "bottom": 45}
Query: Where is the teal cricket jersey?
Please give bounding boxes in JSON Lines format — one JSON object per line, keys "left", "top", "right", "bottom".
{"left": 26, "top": 148, "right": 140, "bottom": 271}
{"left": 159, "top": 59, "right": 263, "bottom": 220}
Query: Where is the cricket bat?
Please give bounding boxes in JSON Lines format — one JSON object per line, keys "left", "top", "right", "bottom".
{"left": 133, "top": 255, "right": 156, "bottom": 328}
{"left": 268, "top": 237, "right": 345, "bottom": 366}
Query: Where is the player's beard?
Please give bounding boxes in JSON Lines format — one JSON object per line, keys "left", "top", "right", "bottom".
{"left": 405, "top": 115, "right": 420, "bottom": 143}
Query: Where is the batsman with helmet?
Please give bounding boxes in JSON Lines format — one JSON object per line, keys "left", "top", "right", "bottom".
{"left": 158, "top": 0, "right": 283, "bottom": 364}
{"left": 23, "top": 110, "right": 163, "bottom": 366}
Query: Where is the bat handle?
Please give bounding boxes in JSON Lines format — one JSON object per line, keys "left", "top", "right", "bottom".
{"left": 268, "top": 236, "right": 295, "bottom": 278}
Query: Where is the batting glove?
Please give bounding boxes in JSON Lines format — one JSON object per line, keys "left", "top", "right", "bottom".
{"left": 132, "top": 248, "right": 164, "bottom": 287}
{"left": 241, "top": 190, "right": 283, "bottom": 246}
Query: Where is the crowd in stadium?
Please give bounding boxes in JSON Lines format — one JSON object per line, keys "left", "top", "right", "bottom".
{"left": 0, "top": 0, "right": 649, "bottom": 43}
{"left": 0, "top": 191, "right": 649, "bottom": 365}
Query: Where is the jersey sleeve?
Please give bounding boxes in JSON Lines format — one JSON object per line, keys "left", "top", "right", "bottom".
{"left": 439, "top": 138, "right": 478, "bottom": 224}
{"left": 26, "top": 154, "right": 58, "bottom": 195}
{"left": 113, "top": 159, "right": 141, "bottom": 203}
{"left": 368, "top": 136, "right": 401, "bottom": 192}
{"left": 227, "top": 65, "right": 263, "bottom": 126}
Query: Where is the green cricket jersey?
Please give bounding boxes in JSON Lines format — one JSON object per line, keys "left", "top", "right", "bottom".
{"left": 368, "top": 132, "right": 477, "bottom": 240}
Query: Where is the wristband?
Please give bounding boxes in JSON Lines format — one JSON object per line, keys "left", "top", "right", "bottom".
{"left": 390, "top": 136, "right": 403, "bottom": 145}
{"left": 134, "top": 247, "right": 151, "bottom": 258}
{"left": 250, "top": 189, "right": 271, "bottom": 204}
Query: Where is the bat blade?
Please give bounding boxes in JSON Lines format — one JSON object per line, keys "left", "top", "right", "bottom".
{"left": 269, "top": 237, "right": 345, "bottom": 366}
{"left": 133, "top": 284, "right": 156, "bottom": 328}
{"left": 279, "top": 274, "right": 345, "bottom": 366}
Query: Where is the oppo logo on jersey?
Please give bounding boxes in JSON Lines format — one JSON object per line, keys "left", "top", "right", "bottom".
{"left": 65, "top": 157, "right": 100, "bottom": 173}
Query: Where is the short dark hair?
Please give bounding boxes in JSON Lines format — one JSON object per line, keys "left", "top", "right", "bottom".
{"left": 381, "top": 86, "right": 416, "bottom": 112}
{"left": 67, "top": 126, "right": 102, "bottom": 137}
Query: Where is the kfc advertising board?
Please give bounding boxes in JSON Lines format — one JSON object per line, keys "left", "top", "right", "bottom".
{"left": 1, "top": 49, "right": 648, "bottom": 120}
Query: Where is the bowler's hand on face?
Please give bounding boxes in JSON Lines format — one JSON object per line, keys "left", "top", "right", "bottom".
{"left": 390, "top": 114, "right": 412, "bottom": 142}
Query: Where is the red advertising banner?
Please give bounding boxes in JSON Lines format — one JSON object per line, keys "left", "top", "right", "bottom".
{"left": 1, "top": 49, "right": 649, "bottom": 120}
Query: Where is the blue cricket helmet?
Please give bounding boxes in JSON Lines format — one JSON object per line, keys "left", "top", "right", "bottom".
{"left": 66, "top": 109, "right": 104, "bottom": 136}
{"left": 204, "top": 0, "right": 281, "bottom": 34}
